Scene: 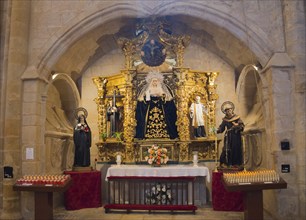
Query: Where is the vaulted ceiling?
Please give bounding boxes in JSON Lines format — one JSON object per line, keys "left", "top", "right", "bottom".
{"left": 53, "top": 15, "right": 258, "bottom": 82}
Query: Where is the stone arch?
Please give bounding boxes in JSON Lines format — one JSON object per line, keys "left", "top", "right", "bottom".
{"left": 49, "top": 73, "right": 81, "bottom": 124}
{"left": 21, "top": 3, "right": 279, "bottom": 171}
{"left": 35, "top": 3, "right": 275, "bottom": 80}
{"left": 237, "top": 65, "right": 264, "bottom": 118}
{"left": 236, "top": 64, "right": 266, "bottom": 169}
{"left": 44, "top": 73, "right": 80, "bottom": 174}
{"left": 20, "top": 67, "right": 80, "bottom": 175}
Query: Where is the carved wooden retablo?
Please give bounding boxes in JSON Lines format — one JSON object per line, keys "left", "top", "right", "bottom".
{"left": 93, "top": 18, "right": 219, "bottom": 163}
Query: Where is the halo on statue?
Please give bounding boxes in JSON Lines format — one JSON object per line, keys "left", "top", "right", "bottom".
{"left": 221, "top": 101, "right": 235, "bottom": 114}
{"left": 74, "top": 107, "right": 88, "bottom": 119}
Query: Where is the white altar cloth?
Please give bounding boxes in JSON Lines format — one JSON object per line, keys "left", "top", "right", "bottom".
{"left": 105, "top": 165, "right": 210, "bottom": 182}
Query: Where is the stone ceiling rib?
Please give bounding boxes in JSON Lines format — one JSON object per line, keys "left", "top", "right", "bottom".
{"left": 36, "top": 4, "right": 275, "bottom": 81}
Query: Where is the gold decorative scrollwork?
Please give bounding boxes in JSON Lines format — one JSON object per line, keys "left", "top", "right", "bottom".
{"left": 174, "top": 68, "right": 191, "bottom": 142}
{"left": 92, "top": 77, "right": 108, "bottom": 137}
{"left": 93, "top": 18, "right": 220, "bottom": 164}
{"left": 121, "top": 69, "right": 137, "bottom": 162}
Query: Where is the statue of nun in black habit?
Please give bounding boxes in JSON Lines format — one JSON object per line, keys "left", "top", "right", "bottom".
{"left": 135, "top": 71, "right": 178, "bottom": 139}
{"left": 73, "top": 108, "right": 92, "bottom": 167}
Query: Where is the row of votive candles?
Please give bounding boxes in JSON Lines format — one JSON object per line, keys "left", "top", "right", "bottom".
{"left": 223, "top": 170, "right": 280, "bottom": 184}
{"left": 16, "top": 174, "right": 70, "bottom": 185}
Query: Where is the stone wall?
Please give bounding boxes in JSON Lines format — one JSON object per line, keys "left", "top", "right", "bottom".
{"left": 0, "top": 1, "right": 305, "bottom": 220}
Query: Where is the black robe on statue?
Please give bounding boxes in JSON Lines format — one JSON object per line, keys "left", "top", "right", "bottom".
{"left": 73, "top": 124, "right": 92, "bottom": 167}
{"left": 135, "top": 96, "right": 178, "bottom": 139}
{"left": 217, "top": 115, "right": 244, "bottom": 166}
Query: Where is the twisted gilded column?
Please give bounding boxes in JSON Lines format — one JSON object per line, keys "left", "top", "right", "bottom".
{"left": 174, "top": 36, "right": 190, "bottom": 67}
{"left": 117, "top": 38, "right": 136, "bottom": 69}
{"left": 206, "top": 72, "right": 219, "bottom": 137}
{"left": 121, "top": 69, "right": 137, "bottom": 162}
{"left": 92, "top": 77, "right": 108, "bottom": 139}
{"left": 175, "top": 68, "right": 190, "bottom": 161}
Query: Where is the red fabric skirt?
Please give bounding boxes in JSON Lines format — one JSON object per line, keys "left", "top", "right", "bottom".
{"left": 64, "top": 171, "right": 102, "bottom": 210}
{"left": 212, "top": 171, "right": 243, "bottom": 211}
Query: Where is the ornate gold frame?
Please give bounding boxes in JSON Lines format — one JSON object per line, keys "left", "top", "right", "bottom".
{"left": 93, "top": 19, "right": 219, "bottom": 163}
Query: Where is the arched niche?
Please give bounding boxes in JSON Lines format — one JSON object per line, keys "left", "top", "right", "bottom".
{"left": 236, "top": 65, "right": 265, "bottom": 170}
{"left": 44, "top": 73, "right": 81, "bottom": 174}
{"left": 50, "top": 73, "right": 81, "bottom": 125}
{"left": 237, "top": 65, "right": 264, "bottom": 127}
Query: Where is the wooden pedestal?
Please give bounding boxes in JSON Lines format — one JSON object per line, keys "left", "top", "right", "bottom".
{"left": 222, "top": 178, "right": 287, "bottom": 220}
{"left": 13, "top": 179, "right": 72, "bottom": 220}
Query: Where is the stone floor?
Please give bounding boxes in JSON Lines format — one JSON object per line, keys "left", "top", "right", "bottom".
{"left": 54, "top": 206, "right": 244, "bottom": 220}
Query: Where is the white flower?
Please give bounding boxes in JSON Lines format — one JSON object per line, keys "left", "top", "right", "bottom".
{"left": 162, "top": 185, "right": 166, "bottom": 192}
{"left": 152, "top": 186, "right": 156, "bottom": 193}
{"left": 167, "top": 192, "right": 171, "bottom": 199}
{"left": 146, "top": 145, "right": 168, "bottom": 165}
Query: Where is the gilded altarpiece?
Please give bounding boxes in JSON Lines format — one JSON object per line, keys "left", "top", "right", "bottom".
{"left": 93, "top": 19, "right": 219, "bottom": 163}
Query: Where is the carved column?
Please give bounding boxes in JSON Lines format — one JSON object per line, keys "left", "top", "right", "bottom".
{"left": 122, "top": 69, "right": 137, "bottom": 162}
{"left": 92, "top": 77, "right": 108, "bottom": 138}
{"left": 175, "top": 68, "right": 190, "bottom": 161}
{"left": 92, "top": 77, "right": 108, "bottom": 161}
{"left": 174, "top": 36, "right": 190, "bottom": 67}
{"left": 117, "top": 38, "right": 136, "bottom": 69}
{"left": 206, "top": 72, "right": 219, "bottom": 137}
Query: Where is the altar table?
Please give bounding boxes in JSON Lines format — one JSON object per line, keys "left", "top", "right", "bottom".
{"left": 105, "top": 165, "right": 210, "bottom": 181}
{"left": 64, "top": 171, "right": 101, "bottom": 210}
{"left": 104, "top": 165, "right": 210, "bottom": 213}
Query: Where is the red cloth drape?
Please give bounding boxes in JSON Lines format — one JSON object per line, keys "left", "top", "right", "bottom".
{"left": 64, "top": 171, "right": 101, "bottom": 210}
{"left": 212, "top": 171, "right": 243, "bottom": 211}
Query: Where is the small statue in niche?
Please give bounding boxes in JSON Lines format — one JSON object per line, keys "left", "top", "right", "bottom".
{"left": 106, "top": 99, "right": 122, "bottom": 138}
{"left": 217, "top": 101, "right": 244, "bottom": 167}
{"left": 189, "top": 95, "right": 208, "bottom": 138}
{"left": 73, "top": 107, "right": 92, "bottom": 167}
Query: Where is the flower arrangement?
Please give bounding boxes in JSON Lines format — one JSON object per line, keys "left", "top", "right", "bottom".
{"left": 145, "top": 183, "right": 172, "bottom": 205}
{"left": 145, "top": 144, "right": 169, "bottom": 166}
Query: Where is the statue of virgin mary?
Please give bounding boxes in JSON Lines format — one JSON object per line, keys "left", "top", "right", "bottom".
{"left": 135, "top": 71, "right": 178, "bottom": 139}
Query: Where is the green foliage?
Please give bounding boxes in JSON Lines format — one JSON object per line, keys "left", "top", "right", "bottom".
{"left": 100, "top": 132, "right": 108, "bottom": 141}
{"left": 112, "top": 132, "right": 123, "bottom": 141}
